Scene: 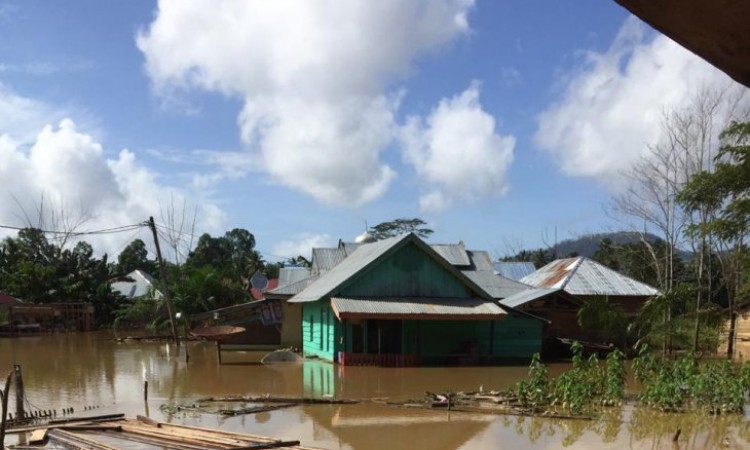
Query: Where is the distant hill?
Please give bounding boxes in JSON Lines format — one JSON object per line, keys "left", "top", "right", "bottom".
{"left": 503, "top": 231, "right": 691, "bottom": 264}
{"left": 552, "top": 231, "right": 663, "bottom": 259}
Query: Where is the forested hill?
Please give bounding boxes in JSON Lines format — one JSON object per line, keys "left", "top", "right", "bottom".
{"left": 503, "top": 231, "right": 668, "bottom": 263}
{"left": 552, "top": 232, "right": 663, "bottom": 259}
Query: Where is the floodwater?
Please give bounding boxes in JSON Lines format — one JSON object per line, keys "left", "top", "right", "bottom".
{"left": 2, "top": 332, "right": 750, "bottom": 450}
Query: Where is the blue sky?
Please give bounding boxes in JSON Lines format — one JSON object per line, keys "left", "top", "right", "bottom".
{"left": 0, "top": 1, "right": 742, "bottom": 262}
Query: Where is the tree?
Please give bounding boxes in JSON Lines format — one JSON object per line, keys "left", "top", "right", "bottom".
{"left": 368, "top": 218, "right": 434, "bottom": 240}
{"left": 679, "top": 120, "right": 750, "bottom": 358}
{"left": 116, "top": 239, "right": 155, "bottom": 275}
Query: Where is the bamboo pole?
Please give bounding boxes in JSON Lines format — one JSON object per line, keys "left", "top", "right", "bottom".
{"left": 0, "top": 371, "right": 12, "bottom": 449}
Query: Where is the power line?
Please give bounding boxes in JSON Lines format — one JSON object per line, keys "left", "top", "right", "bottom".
{"left": 0, "top": 222, "right": 145, "bottom": 236}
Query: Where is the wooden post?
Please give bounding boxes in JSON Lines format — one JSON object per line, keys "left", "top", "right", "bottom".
{"left": 143, "top": 381, "right": 148, "bottom": 402}
{"left": 13, "top": 365, "right": 25, "bottom": 419}
{"left": 147, "top": 216, "right": 179, "bottom": 345}
{"left": 217, "top": 342, "right": 223, "bottom": 365}
{"left": 0, "top": 371, "right": 12, "bottom": 449}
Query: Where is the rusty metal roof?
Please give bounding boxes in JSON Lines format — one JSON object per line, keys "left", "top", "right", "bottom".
{"left": 520, "top": 257, "right": 658, "bottom": 297}
{"left": 493, "top": 262, "right": 537, "bottom": 281}
{"left": 330, "top": 296, "right": 506, "bottom": 319}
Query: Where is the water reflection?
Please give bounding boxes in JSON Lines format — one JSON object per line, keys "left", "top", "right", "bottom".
{"left": 2, "top": 333, "right": 750, "bottom": 450}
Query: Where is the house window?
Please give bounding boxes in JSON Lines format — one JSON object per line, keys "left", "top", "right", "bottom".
{"left": 320, "top": 309, "right": 325, "bottom": 350}
{"left": 309, "top": 315, "right": 314, "bottom": 341}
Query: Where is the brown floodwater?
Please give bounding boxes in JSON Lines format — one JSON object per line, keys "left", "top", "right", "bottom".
{"left": 2, "top": 332, "right": 750, "bottom": 449}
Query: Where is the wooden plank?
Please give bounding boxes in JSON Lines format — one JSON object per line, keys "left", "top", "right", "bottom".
{"left": 120, "top": 423, "right": 248, "bottom": 447}
{"left": 136, "top": 414, "right": 161, "bottom": 427}
{"left": 6, "top": 417, "right": 126, "bottom": 435}
{"left": 48, "top": 428, "right": 121, "bottom": 450}
{"left": 235, "top": 441, "right": 301, "bottom": 450}
{"left": 29, "top": 428, "right": 47, "bottom": 445}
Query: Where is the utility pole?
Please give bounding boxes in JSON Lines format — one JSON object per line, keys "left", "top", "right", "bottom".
{"left": 147, "top": 216, "right": 179, "bottom": 345}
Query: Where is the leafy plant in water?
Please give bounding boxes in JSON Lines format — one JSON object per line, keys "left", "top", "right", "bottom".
{"left": 601, "top": 349, "right": 625, "bottom": 406}
{"left": 517, "top": 353, "right": 549, "bottom": 408}
{"left": 551, "top": 342, "right": 603, "bottom": 413}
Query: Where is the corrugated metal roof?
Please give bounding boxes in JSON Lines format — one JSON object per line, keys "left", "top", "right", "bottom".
{"left": 278, "top": 267, "right": 313, "bottom": 286}
{"left": 290, "top": 234, "right": 496, "bottom": 303}
{"left": 467, "top": 250, "right": 494, "bottom": 272}
{"left": 493, "top": 262, "right": 537, "bottom": 281}
{"left": 312, "top": 247, "right": 345, "bottom": 273}
{"left": 461, "top": 271, "right": 531, "bottom": 299}
{"left": 520, "top": 257, "right": 659, "bottom": 297}
{"left": 266, "top": 275, "right": 320, "bottom": 297}
{"left": 330, "top": 296, "right": 506, "bottom": 318}
{"left": 111, "top": 270, "right": 162, "bottom": 299}
{"left": 499, "top": 288, "right": 562, "bottom": 308}
{"left": 430, "top": 244, "right": 471, "bottom": 266}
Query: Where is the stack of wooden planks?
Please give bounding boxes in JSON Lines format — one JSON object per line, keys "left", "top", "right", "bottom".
{"left": 10, "top": 415, "right": 319, "bottom": 450}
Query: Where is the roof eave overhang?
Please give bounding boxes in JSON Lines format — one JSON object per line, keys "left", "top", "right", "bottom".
{"left": 334, "top": 312, "right": 507, "bottom": 321}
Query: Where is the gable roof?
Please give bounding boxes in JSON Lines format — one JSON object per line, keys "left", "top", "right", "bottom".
{"left": 278, "top": 267, "right": 313, "bottom": 286}
{"left": 266, "top": 274, "right": 321, "bottom": 298}
{"left": 111, "top": 270, "right": 163, "bottom": 299}
{"left": 520, "top": 257, "right": 659, "bottom": 297}
{"left": 494, "top": 262, "right": 537, "bottom": 281}
{"left": 0, "top": 292, "right": 23, "bottom": 305}
{"left": 289, "top": 233, "right": 495, "bottom": 304}
{"left": 461, "top": 270, "right": 530, "bottom": 299}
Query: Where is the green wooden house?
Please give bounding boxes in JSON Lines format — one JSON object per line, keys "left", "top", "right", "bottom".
{"left": 289, "top": 233, "right": 542, "bottom": 366}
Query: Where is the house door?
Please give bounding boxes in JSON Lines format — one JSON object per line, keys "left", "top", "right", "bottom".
{"left": 365, "top": 319, "right": 403, "bottom": 354}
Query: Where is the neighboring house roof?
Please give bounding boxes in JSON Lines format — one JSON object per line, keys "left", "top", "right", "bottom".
{"left": 251, "top": 278, "right": 279, "bottom": 300}
{"left": 330, "top": 296, "right": 507, "bottom": 320}
{"left": 431, "top": 243, "right": 471, "bottom": 266}
{"left": 278, "top": 267, "right": 313, "bottom": 286}
{"left": 520, "top": 257, "right": 659, "bottom": 297}
{"left": 466, "top": 250, "right": 495, "bottom": 272}
{"left": 494, "top": 262, "right": 537, "bottom": 281}
{"left": 111, "top": 270, "right": 163, "bottom": 299}
{"left": 461, "top": 270, "right": 530, "bottom": 299}
{"left": 289, "top": 233, "right": 497, "bottom": 305}
{"left": 312, "top": 247, "right": 346, "bottom": 273}
{"left": 499, "top": 287, "right": 582, "bottom": 309}
{"left": 267, "top": 275, "right": 321, "bottom": 298}
{"left": 0, "top": 292, "right": 23, "bottom": 305}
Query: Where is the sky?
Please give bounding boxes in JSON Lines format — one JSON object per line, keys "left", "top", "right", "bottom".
{"left": 0, "top": 0, "right": 746, "bottom": 263}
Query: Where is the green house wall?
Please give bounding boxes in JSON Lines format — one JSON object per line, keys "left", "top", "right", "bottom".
{"left": 340, "top": 244, "right": 471, "bottom": 298}
{"left": 301, "top": 301, "right": 341, "bottom": 361}
{"left": 342, "top": 316, "right": 541, "bottom": 363}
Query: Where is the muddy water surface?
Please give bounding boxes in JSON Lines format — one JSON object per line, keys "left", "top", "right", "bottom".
{"left": 2, "top": 333, "right": 750, "bottom": 449}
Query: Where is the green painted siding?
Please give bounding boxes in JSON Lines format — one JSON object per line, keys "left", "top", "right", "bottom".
{"left": 341, "top": 244, "right": 470, "bottom": 298}
{"left": 491, "top": 316, "right": 543, "bottom": 359}
{"left": 342, "top": 316, "right": 542, "bottom": 363}
{"left": 301, "top": 302, "right": 341, "bottom": 362}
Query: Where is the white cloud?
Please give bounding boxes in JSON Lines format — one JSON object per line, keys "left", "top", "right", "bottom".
{"left": 0, "top": 118, "right": 226, "bottom": 257}
{"left": 535, "top": 17, "right": 742, "bottom": 186}
{"left": 0, "top": 83, "right": 69, "bottom": 144}
{"left": 401, "top": 83, "right": 515, "bottom": 212}
{"left": 137, "top": 0, "right": 474, "bottom": 206}
{"left": 272, "top": 233, "right": 333, "bottom": 260}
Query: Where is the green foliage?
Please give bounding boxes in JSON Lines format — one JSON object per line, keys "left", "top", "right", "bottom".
{"left": 516, "top": 353, "right": 549, "bottom": 408}
{"left": 602, "top": 349, "right": 626, "bottom": 406}
{"left": 551, "top": 342, "right": 604, "bottom": 413}
{"left": 116, "top": 239, "right": 156, "bottom": 275}
{"left": 368, "top": 218, "right": 434, "bottom": 240}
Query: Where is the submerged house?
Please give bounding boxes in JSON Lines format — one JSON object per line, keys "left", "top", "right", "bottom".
{"left": 288, "top": 233, "right": 543, "bottom": 366}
